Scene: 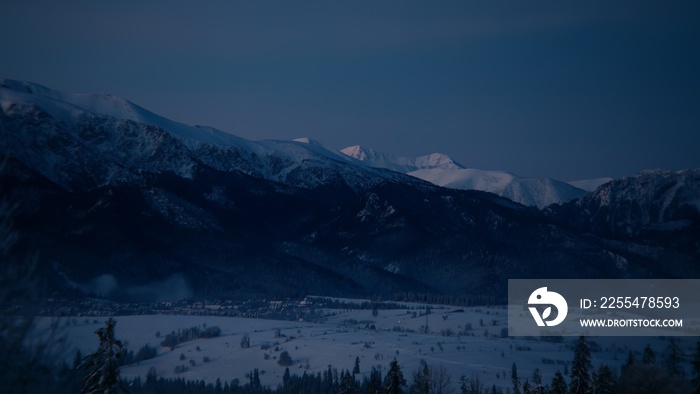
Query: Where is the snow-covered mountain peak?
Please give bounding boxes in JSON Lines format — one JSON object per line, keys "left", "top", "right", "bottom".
{"left": 290, "top": 137, "right": 338, "bottom": 152}
{"left": 2, "top": 79, "right": 142, "bottom": 120}
{"left": 414, "top": 153, "right": 464, "bottom": 170}
{"left": 1, "top": 80, "right": 431, "bottom": 192}
{"left": 409, "top": 168, "right": 587, "bottom": 208}
{"left": 339, "top": 144, "right": 585, "bottom": 208}
{"left": 341, "top": 145, "right": 397, "bottom": 163}
{"left": 1, "top": 79, "right": 51, "bottom": 95}
{"left": 340, "top": 145, "right": 416, "bottom": 172}
{"left": 0, "top": 79, "right": 606, "bottom": 209}
{"left": 0, "top": 79, "right": 253, "bottom": 148}
{"left": 340, "top": 145, "right": 369, "bottom": 161}
{"left": 339, "top": 145, "right": 463, "bottom": 173}
{"left": 279, "top": 137, "right": 360, "bottom": 164}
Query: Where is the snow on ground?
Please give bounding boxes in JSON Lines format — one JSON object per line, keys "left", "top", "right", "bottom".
{"left": 409, "top": 168, "right": 587, "bottom": 208}
{"left": 42, "top": 302, "right": 693, "bottom": 392}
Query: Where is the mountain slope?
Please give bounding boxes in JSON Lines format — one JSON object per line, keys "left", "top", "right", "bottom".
{"left": 546, "top": 169, "right": 700, "bottom": 280}
{"left": 411, "top": 168, "right": 588, "bottom": 209}
{"left": 2, "top": 157, "right": 628, "bottom": 301}
{"left": 1, "top": 78, "right": 584, "bottom": 210}
{"left": 0, "top": 79, "right": 422, "bottom": 193}
{"left": 1, "top": 80, "right": 698, "bottom": 302}
{"left": 339, "top": 145, "right": 587, "bottom": 208}
{"left": 340, "top": 145, "right": 463, "bottom": 173}
{"left": 551, "top": 169, "right": 700, "bottom": 237}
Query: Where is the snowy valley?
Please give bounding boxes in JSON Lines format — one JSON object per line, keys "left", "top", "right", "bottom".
{"left": 1, "top": 79, "right": 699, "bottom": 393}
{"left": 42, "top": 298, "right": 696, "bottom": 393}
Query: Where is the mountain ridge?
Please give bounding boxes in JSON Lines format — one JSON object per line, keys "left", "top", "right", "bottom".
{"left": 2, "top": 79, "right": 596, "bottom": 209}
{"left": 1, "top": 79, "right": 698, "bottom": 302}
{"left": 339, "top": 145, "right": 463, "bottom": 173}
{"left": 339, "top": 144, "right": 588, "bottom": 208}
{"left": 0, "top": 79, "right": 432, "bottom": 194}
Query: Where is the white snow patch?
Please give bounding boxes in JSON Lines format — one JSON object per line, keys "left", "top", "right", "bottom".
{"left": 44, "top": 304, "right": 687, "bottom": 392}
{"left": 383, "top": 264, "right": 400, "bottom": 274}
{"left": 340, "top": 146, "right": 463, "bottom": 173}
{"left": 410, "top": 168, "right": 587, "bottom": 208}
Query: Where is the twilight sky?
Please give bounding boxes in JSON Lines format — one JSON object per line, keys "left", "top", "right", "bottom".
{"left": 1, "top": 1, "right": 698, "bottom": 181}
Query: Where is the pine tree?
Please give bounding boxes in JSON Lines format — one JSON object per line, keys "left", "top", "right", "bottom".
{"left": 550, "top": 370, "right": 567, "bottom": 394}
{"left": 340, "top": 370, "right": 358, "bottom": 394}
{"left": 523, "top": 379, "right": 530, "bottom": 394}
{"left": 624, "top": 351, "right": 635, "bottom": 371}
{"left": 692, "top": 341, "right": 700, "bottom": 394}
{"left": 283, "top": 367, "right": 291, "bottom": 387}
{"left": 249, "top": 368, "right": 261, "bottom": 392}
{"left": 512, "top": 362, "right": 521, "bottom": 394}
{"left": 643, "top": 344, "right": 655, "bottom": 365}
{"left": 531, "top": 368, "right": 544, "bottom": 394}
{"left": 365, "top": 366, "right": 383, "bottom": 394}
{"left": 459, "top": 375, "right": 468, "bottom": 394}
{"left": 664, "top": 337, "right": 684, "bottom": 377}
{"left": 385, "top": 358, "right": 407, "bottom": 394}
{"left": 354, "top": 356, "right": 361, "bottom": 375}
{"left": 79, "top": 318, "right": 127, "bottom": 394}
{"left": 350, "top": 371, "right": 361, "bottom": 394}
{"left": 592, "top": 364, "right": 615, "bottom": 394}
{"left": 145, "top": 367, "right": 157, "bottom": 388}
{"left": 324, "top": 365, "right": 338, "bottom": 393}
{"left": 569, "top": 335, "right": 592, "bottom": 394}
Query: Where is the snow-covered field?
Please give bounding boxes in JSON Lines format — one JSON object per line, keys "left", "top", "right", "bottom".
{"left": 42, "top": 301, "right": 692, "bottom": 391}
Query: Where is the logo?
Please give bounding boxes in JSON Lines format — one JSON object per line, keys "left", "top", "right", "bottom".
{"left": 528, "top": 287, "right": 568, "bottom": 327}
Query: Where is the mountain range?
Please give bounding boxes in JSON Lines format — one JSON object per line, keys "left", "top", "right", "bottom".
{"left": 339, "top": 145, "right": 591, "bottom": 208}
{"left": 1, "top": 79, "right": 698, "bottom": 302}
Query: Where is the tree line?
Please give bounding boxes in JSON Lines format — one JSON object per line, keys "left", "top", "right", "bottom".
{"left": 509, "top": 335, "right": 694, "bottom": 394}
{"left": 68, "top": 319, "right": 700, "bottom": 394}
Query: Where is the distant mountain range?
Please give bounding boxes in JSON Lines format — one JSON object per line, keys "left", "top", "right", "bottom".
{"left": 1, "top": 79, "right": 698, "bottom": 302}
{"left": 340, "top": 145, "right": 463, "bottom": 172}
{"left": 339, "top": 144, "right": 593, "bottom": 208}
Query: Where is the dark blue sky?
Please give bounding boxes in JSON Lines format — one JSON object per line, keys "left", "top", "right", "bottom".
{"left": 2, "top": 1, "right": 698, "bottom": 180}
